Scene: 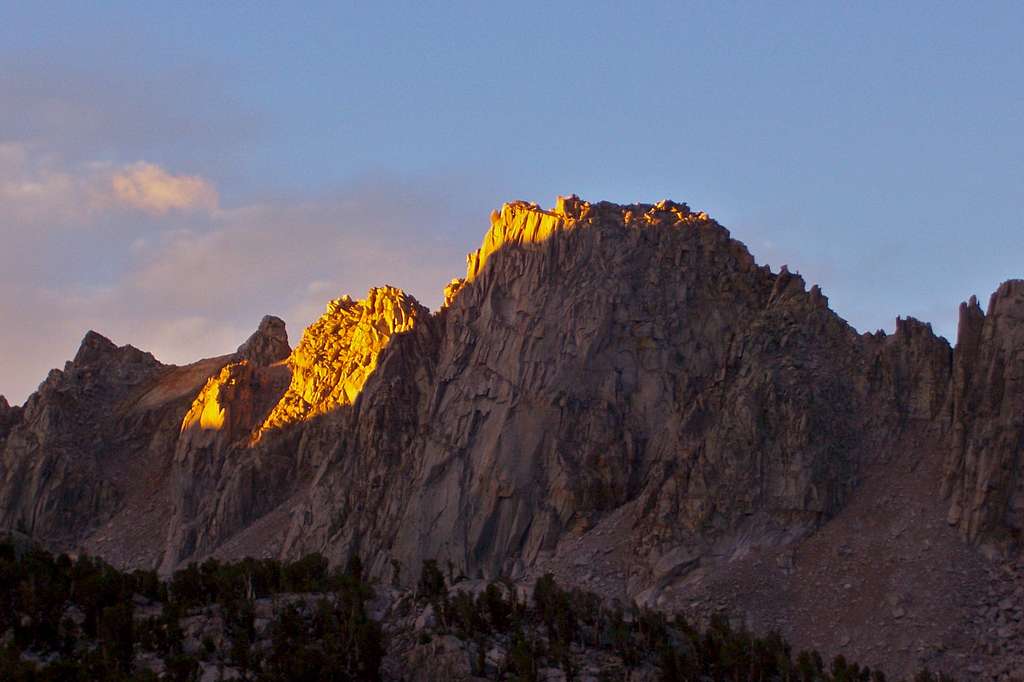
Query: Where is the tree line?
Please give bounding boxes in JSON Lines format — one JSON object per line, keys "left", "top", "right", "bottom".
{"left": 0, "top": 540, "right": 957, "bottom": 681}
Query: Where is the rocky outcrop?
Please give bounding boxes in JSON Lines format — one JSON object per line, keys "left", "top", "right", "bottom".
{"left": 944, "top": 281, "right": 1024, "bottom": 552}
{"left": 256, "top": 287, "right": 426, "bottom": 438}
{"left": 178, "top": 314, "right": 291, "bottom": 450}
{"left": 159, "top": 286, "right": 429, "bottom": 570}
{"left": 177, "top": 361, "right": 290, "bottom": 452}
{"left": 236, "top": 315, "right": 290, "bottom": 367}
{"left": 0, "top": 395, "right": 21, "bottom": 445}
{"left": 0, "top": 331, "right": 166, "bottom": 543}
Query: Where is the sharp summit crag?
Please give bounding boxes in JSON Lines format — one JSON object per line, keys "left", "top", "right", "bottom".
{"left": 2, "top": 197, "right": 1022, "bottom": 677}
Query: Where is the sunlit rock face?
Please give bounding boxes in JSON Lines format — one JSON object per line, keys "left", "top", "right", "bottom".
{"left": 441, "top": 278, "right": 466, "bottom": 308}
{"left": 178, "top": 360, "right": 290, "bottom": 450}
{"left": 464, "top": 195, "right": 703, "bottom": 282}
{"left": 178, "top": 314, "right": 291, "bottom": 448}
{"left": 943, "top": 281, "right": 1024, "bottom": 551}
{"left": 256, "top": 286, "right": 426, "bottom": 438}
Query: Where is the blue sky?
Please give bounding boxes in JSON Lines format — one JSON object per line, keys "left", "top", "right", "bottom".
{"left": 1, "top": 2, "right": 1022, "bottom": 403}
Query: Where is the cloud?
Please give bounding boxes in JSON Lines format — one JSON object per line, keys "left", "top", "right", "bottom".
{"left": 0, "top": 145, "right": 474, "bottom": 406}
{"left": 0, "top": 142, "right": 104, "bottom": 227}
{"left": 111, "top": 162, "right": 219, "bottom": 214}
{"left": 0, "top": 144, "right": 219, "bottom": 234}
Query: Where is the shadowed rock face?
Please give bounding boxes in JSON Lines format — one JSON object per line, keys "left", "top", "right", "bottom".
{"left": 0, "top": 396, "right": 21, "bottom": 445}
{"left": 0, "top": 332, "right": 166, "bottom": 544}
{"left": 0, "top": 196, "right": 1020, "bottom": 590}
{"left": 236, "top": 315, "right": 290, "bottom": 367}
{"left": 944, "top": 282, "right": 1024, "bottom": 552}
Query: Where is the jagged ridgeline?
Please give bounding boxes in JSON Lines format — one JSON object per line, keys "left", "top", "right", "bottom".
{"left": 0, "top": 196, "right": 1022, "bottom": 677}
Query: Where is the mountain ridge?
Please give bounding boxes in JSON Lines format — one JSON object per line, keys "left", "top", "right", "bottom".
{"left": 1, "top": 196, "right": 1022, "bottom": 677}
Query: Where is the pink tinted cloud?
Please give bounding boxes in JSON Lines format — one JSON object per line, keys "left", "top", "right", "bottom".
{"left": 111, "top": 162, "right": 219, "bottom": 215}
{"left": 0, "top": 146, "right": 470, "bottom": 405}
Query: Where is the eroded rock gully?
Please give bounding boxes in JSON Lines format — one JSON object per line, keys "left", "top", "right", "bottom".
{"left": 2, "top": 197, "right": 1022, "bottom": 678}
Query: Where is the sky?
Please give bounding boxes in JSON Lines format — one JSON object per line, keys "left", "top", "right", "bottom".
{"left": 1, "top": 2, "right": 1022, "bottom": 404}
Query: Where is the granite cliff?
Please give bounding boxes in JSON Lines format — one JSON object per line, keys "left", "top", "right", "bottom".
{"left": 1, "top": 197, "right": 1021, "bottom": 677}
{"left": 943, "top": 283, "right": 1024, "bottom": 552}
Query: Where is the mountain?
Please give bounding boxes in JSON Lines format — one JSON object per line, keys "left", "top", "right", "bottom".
{"left": 1, "top": 196, "right": 1021, "bottom": 678}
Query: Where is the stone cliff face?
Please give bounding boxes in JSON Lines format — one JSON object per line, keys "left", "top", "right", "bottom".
{"left": 0, "top": 332, "right": 167, "bottom": 544}
{"left": 0, "top": 395, "right": 21, "bottom": 445}
{"left": 0, "top": 195, "right": 1021, "bottom": 595}
{"left": 944, "top": 282, "right": 1024, "bottom": 552}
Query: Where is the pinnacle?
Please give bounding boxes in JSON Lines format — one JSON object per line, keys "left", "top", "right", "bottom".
{"left": 236, "top": 315, "right": 290, "bottom": 367}
{"left": 254, "top": 284, "right": 428, "bottom": 438}
{"left": 72, "top": 330, "right": 118, "bottom": 365}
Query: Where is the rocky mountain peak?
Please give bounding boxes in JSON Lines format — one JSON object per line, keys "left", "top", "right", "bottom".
{"left": 72, "top": 330, "right": 120, "bottom": 365}
{"left": 464, "top": 195, "right": 711, "bottom": 283}
{"left": 956, "top": 294, "right": 986, "bottom": 351}
{"left": 69, "top": 330, "right": 160, "bottom": 374}
{"left": 255, "top": 285, "right": 427, "bottom": 437}
{"left": 0, "top": 395, "right": 19, "bottom": 444}
{"left": 987, "top": 278, "right": 1024, "bottom": 319}
{"left": 179, "top": 315, "right": 293, "bottom": 446}
{"left": 236, "top": 315, "right": 290, "bottom": 367}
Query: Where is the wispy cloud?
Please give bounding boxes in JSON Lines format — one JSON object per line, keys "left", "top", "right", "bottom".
{"left": 0, "top": 142, "right": 107, "bottom": 226}
{"left": 0, "top": 142, "right": 472, "bottom": 405}
{"left": 111, "top": 162, "right": 219, "bottom": 215}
